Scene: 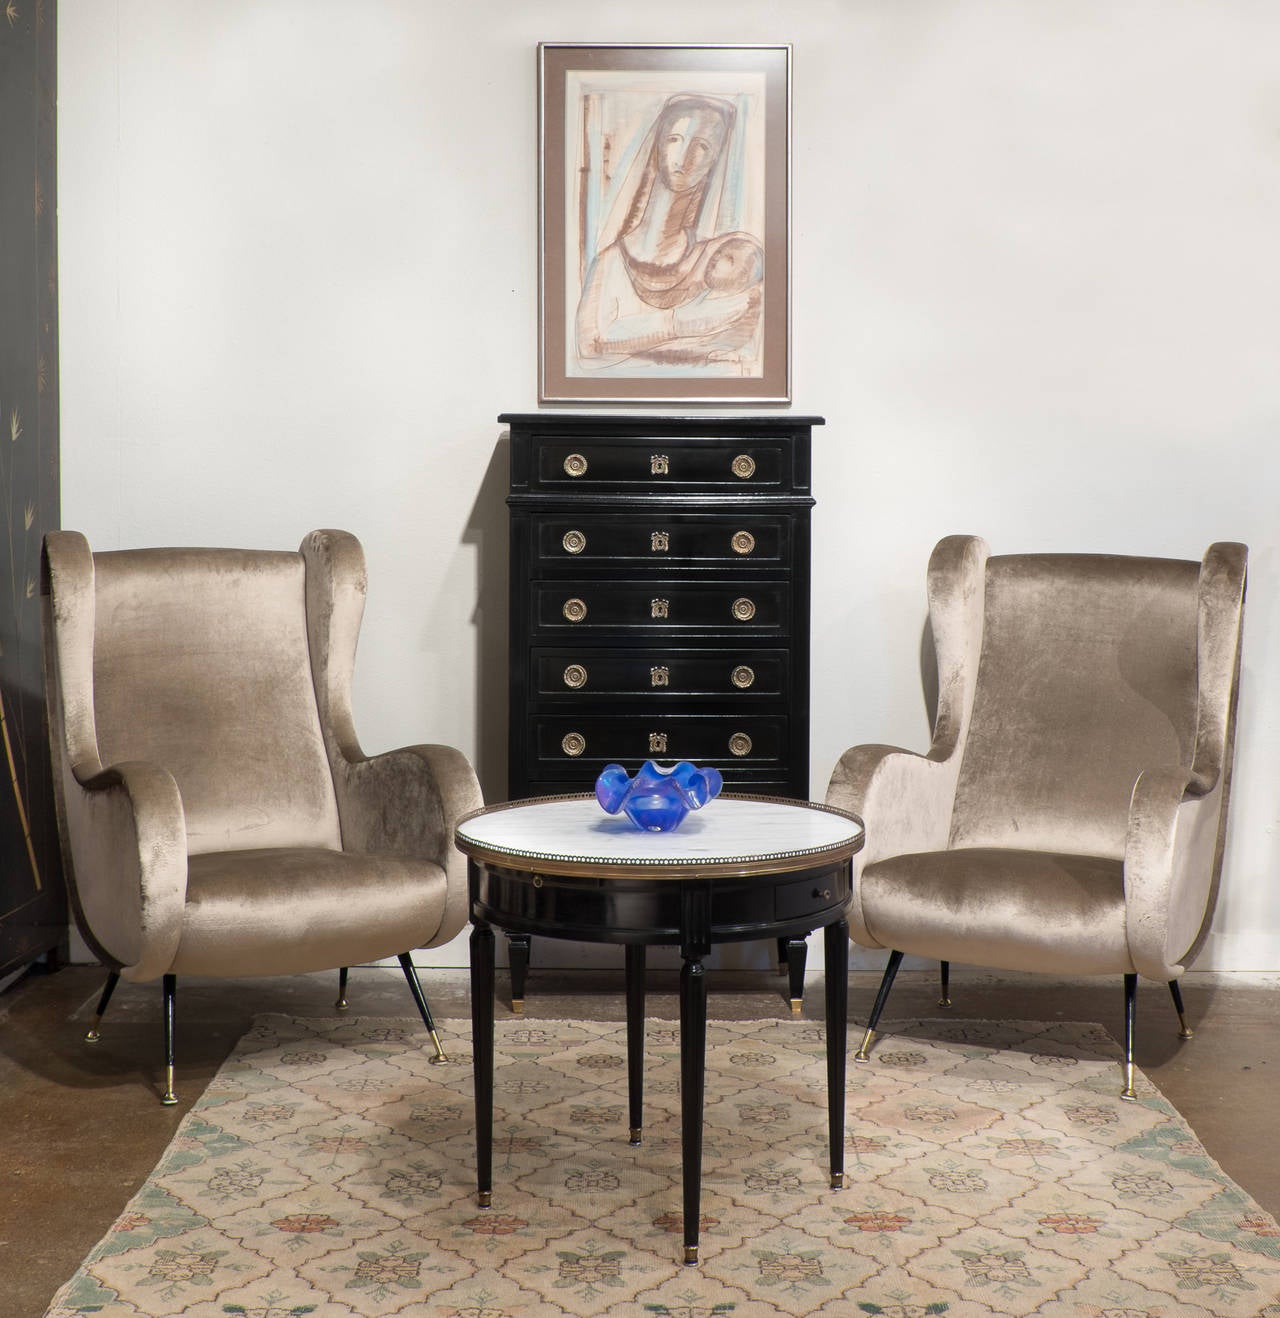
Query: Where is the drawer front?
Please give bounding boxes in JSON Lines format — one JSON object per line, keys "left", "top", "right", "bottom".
{"left": 774, "top": 867, "right": 851, "bottom": 922}
{"left": 530, "top": 437, "right": 792, "bottom": 494}
{"left": 532, "top": 647, "right": 788, "bottom": 700}
{"left": 535, "top": 581, "right": 789, "bottom": 633}
{"left": 529, "top": 714, "right": 788, "bottom": 777}
{"left": 535, "top": 514, "right": 790, "bottom": 568}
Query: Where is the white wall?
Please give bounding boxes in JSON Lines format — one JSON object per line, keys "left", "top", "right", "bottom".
{"left": 58, "top": 1, "right": 1280, "bottom": 972}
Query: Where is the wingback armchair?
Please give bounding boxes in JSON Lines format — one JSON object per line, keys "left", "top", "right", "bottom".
{"left": 825, "top": 536, "right": 1247, "bottom": 1097}
{"left": 42, "top": 528, "right": 482, "bottom": 1102}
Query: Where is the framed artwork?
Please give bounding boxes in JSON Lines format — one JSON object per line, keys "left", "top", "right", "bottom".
{"left": 539, "top": 43, "right": 791, "bottom": 405}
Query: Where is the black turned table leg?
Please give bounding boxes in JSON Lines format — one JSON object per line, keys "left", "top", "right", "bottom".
{"left": 626, "top": 944, "right": 646, "bottom": 1145}
{"left": 506, "top": 933, "right": 530, "bottom": 1014}
{"left": 824, "top": 917, "right": 849, "bottom": 1189}
{"left": 679, "top": 952, "right": 707, "bottom": 1265}
{"left": 470, "top": 919, "right": 496, "bottom": 1207}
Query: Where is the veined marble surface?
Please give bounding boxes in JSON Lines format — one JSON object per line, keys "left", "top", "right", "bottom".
{"left": 455, "top": 795, "right": 864, "bottom": 868}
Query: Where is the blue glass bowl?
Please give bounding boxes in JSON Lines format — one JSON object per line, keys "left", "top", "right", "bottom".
{"left": 594, "top": 760, "right": 724, "bottom": 832}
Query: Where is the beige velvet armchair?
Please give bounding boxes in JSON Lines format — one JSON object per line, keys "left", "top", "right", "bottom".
{"left": 42, "top": 528, "right": 482, "bottom": 1103}
{"left": 825, "top": 536, "right": 1247, "bottom": 1098}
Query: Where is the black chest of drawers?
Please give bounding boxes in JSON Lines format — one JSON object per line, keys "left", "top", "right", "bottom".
{"left": 503, "top": 413, "right": 820, "bottom": 803}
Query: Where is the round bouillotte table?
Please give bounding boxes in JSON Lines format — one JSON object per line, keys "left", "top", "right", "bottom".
{"left": 454, "top": 793, "right": 866, "bottom": 1265}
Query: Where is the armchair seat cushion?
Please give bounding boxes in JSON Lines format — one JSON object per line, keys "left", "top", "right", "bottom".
{"left": 174, "top": 848, "right": 448, "bottom": 977}
{"left": 861, "top": 848, "right": 1129, "bottom": 975}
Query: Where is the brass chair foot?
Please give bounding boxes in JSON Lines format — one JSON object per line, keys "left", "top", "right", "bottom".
{"left": 335, "top": 998, "right": 349, "bottom": 1012}
{"left": 1177, "top": 1016, "right": 1194, "bottom": 1041}
{"left": 511, "top": 998, "right": 524, "bottom": 1016}
{"left": 428, "top": 1030, "right": 448, "bottom": 1064}
{"left": 85, "top": 1022, "right": 102, "bottom": 1044}
{"left": 161, "top": 1066, "right": 178, "bottom": 1106}
{"left": 789, "top": 998, "right": 803, "bottom": 1017}
{"left": 629, "top": 1127, "right": 643, "bottom": 1146}
{"left": 1120, "top": 1061, "right": 1137, "bottom": 1101}
{"left": 938, "top": 996, "right": 952, "bottom": 1009}
{"left": 683, "top": 1245, "right": 699, "bottom": 1265}
{"left": 477, "top": 1191, "right": 492, "bottom": 1208}
{"left": 854, "top": 1027, "right": 875, "bottom": 1063}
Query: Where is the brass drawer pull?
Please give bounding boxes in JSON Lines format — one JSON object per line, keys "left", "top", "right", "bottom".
{"left": 731, "top": 597, "right": 756, "bottom": 622}
{"left": 731, "top": 665, "right": 755, "bottom": 689}
{"left": 729, "top": 732, "right": 753, "bottom": 757}
{"left": 561, "top": 732, "right": 586, "bottom": 757}
{"left": 564, "top": 453, "right": 588, "bottom": 477}
{"left": 562, "top": 529, "right": 586, "bottom": 554}
{"left": 562, "top": 598, "right": 588, "bottom": 622}
{"left": 563, "top": 664, "right": 588, "bottom": 689}
{"left": 649, "top": 732, "right": 668, "bottom": 753}
{"left": 731, "top": 530, "right": 756, "bottom": 555}
{"left": 731, "top": 454, "right": 756, "bottom": 479}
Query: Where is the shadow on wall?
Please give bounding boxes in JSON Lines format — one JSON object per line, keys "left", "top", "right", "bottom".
{"left": 463, "top": 430, "right": 510, "bottom": 805}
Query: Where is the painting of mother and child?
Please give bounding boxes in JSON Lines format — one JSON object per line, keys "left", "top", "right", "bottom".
{"left": 568, "top": 74, "right": 772, "bottom": 385}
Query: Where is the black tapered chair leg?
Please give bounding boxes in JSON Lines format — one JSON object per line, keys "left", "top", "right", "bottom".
{"left": 335, "top": 966, "right": 350, "bottom": 1011}
{"left": 1169, "top": 979, "right": 1194, "bottom": 1040}
{"left": 939, "top": 959, "right": 952, "bottom": 1009}
{"left": 85, "top": 969, "right": 121, "bottom": 1043}
{"left": 854, "top": 949, "right": 905, "bottom": 1062}
{"left": 161, "top": 974, "right": 178, "bottom": 1106}
{"left": 399, "top": 953, "right": 447, "bottom": 1063}
{"left": 1121, "top": 972, "right": 1138, "bottom": 1101}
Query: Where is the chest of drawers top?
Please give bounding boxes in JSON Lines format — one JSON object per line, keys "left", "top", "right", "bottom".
{"left": 501, "top": 413, "right": 820, "bottom": 503}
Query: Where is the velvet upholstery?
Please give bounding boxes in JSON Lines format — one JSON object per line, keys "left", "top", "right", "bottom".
{"left": 42, "top": 529, "right": 483, "bottom": 988}
{"left": 826, "top": 537, "right": 1247, "bottom": 984}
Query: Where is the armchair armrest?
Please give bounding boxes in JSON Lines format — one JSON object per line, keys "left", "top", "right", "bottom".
{"left": 330, "top": 743, "right": 483, "bottom": 947}
{"left": 61, "top": 761, "right": 187, "bottom": 983}
{"left": 825, "top": 743, "right": 959, "bottom": 946}
{"left": 1124, "top": 766, "right": 1225, "bottom": 981}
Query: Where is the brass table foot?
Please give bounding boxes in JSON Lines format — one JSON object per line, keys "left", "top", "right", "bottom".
{"left": 629, "top": 1128, "right": 643, "bottom": 1146}
{"left": 789, "top": 998, "right": 803, "bottom": 1017}
{"left": 683, "top": 1245, "right": 698, "bottom": 1266}
{"left": 477, "top": 1191, "right": 492, "bottom": 1208}
{"left": 511, "top": 998, "right": 524, "bottom": 1016}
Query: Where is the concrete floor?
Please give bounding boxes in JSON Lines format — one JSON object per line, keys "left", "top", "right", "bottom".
{"left": 2, "top": 963, "right": 1277, "bottom": 1318}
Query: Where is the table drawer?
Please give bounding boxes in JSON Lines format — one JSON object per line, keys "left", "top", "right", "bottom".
{"left": 534, "top": 514, "right": 791, "bottom": 568}
{"left": 532, "top": 647, "right": 788, "bottom": 700}
{"left": 528, "top": 714, "right": 789, "bottom": 776}
{"left": 534, "top": 581, "right": 790, "bottom": 634}
{"left": 774, "top": 869, "right": 850, "bottom": 922}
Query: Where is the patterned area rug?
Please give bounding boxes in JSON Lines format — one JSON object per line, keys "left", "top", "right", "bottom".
{"left": 45, "top": 1014, "right": 1280, "bottom": 1318}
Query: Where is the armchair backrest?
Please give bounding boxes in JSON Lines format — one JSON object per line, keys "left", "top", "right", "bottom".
{"left": 948, "top": 550, "right": 1235, "bottom": 859}
{"left": 48, "top": 536, "right": 342, "bottom": 855}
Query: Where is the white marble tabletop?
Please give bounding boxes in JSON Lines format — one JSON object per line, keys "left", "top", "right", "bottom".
{"left": 455, "top": 794, "right": 864, "bottom": 878}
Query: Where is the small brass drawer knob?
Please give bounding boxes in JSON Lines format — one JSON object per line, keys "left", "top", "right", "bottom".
{"left": 561, "top": 732, "right": 586, "bottom": 757}
{"left": 563, "top": 664, "right": 588, "bottom": 689}
{"left": 729, "top": 732, "right": 753, "bottom": 757}
{"left": 564, "top": 453, "right": 588, "bottom": 477}
{"left": 814, "top": 887, "right": 832, "bottom": 900}
{"left": 731, "top": 597, "right": 756, "bottom": 622}
{"left": 731, "top": 454, "right": 756, "bottom": 479}
{"left": 731, "top": 665, "right": 755, "bottom": 689}
{"left": 562, "top": 598, "right": 588, "bottom": 622}
{"left": 731, "top": 530, "right": 756, "bottom": 555}
{"left": 562, "top": 529, "right": 586, "bottom": 554}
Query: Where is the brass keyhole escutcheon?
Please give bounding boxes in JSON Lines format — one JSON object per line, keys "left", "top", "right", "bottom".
{"left": 650, "top": 598, "right": 670, "bottom": 620}
{"left": 731, "top": 454, "right": 756, "bottom": 479}
{"left": 562, "top": 598, "right": 588, "bottom": 623}
{"left": 562, "top": 529, "right": 586, "bottom": 554}
{"left": 561, "top": 732, "right": 586, "bottom": 757}
{"left": 563, "top": 664, "right": 588, "bottom": 689}
{"left": 651, "top": 531, "right": 670, "bottom": 553}
{"left": 729, "top": 732, "right": 753, "bottom": 757}
{"left": 731, "top": 665, "right": 755, "bottom": 689}
{"left": 563, "top": 453, "right": 588, "bottom": 477}
{"left": 650, "top": 666, "right": 670, "bottom": 688}
{"left": 650, "top": 454, "right": 669, "bottom": 475}
{"left": 649, "top": 732, "right": 668, "bottom": 753}
{"left": 731, "top": 597, "right": 756, "bottom": 622}
{"left": 731, "top": 531, "right": 756, "bottom": 555}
